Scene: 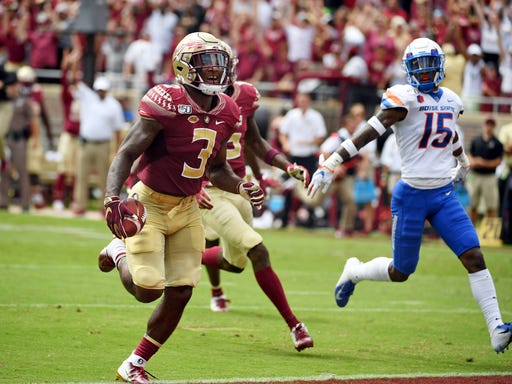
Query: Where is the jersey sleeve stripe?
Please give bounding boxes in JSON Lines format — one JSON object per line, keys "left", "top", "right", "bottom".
{"left": 382, "top": 89, "right": 405, "bottom": 108}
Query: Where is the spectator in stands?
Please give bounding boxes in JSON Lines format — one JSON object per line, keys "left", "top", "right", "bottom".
{"left": 1, "top": 1, "right": 29, "bottom": 71}
{"left": 53, "top": 2, "right": 74, "bottom": 67}
{"left": 28, "top": 8, "right": 58, "bottom": 70}
{"left": 498, "top": 26, "right": 512, "bottom": 113}
{"left": 123, "top": 28, "right": 162, "bottom": 101}
{"left": 471, "top": 0, "right": 501, "bottom": 69}
{"left": 17, "top": 65, "right": 54, "bottom": 208}
{"left": 442, "top": 42, "right": 465, "bottom": 95}
{"left": 0, "top": 68, "right": 37, "bottom": 212}
{"left": 388, "top": 15, "right": 412, "bottom": 55}
{"left": 431, "top": 8, "right": 450, "bottom": 46}
{"left": 382, "top": 0, "right": 408, "bottom": 21}
{"left": 173, "top": 1, "right": 205, "bottom": 35}
{"left": 143, "top": 0, "right": 179, "bottom": 69}
{"left": 52, "top": 49, "right": 80, "bottom": 211}
{"left": 278, "top": 91, "right": 326, "bottom": 228}
{"left": 462, "top": 43, "right": 485, "bottom": 111}
{"left": 231, "top": 13, "right": 265, "bottom": 84}
{"left": 72, "top": 74, "right": 124, "bottom": 217}
{"left": 284, "top": 10, "right": 317, "bottom": 73}
{"left": 100, "top": 27, "right": 130, "bottom": 92}
{"left": 467, "top": 115, "right": 504, "bottom": 224}
{"left": 480, "top": 61, "right": 501, "bottom": 112}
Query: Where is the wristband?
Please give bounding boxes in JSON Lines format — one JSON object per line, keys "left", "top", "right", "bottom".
{"left": 368, "top": 116, "right": 387, "bottom": 135}
{"left": 264, "top": 148, "right": 281, "bottom": 165}
{"left": 322, "top": 152, "right": 343, "bottom": 171}
{"left": 341, "top": 139, "right": 358, "bottom": 157}
{"left": 456, "top": 152, "right": 470, "bottom": 168}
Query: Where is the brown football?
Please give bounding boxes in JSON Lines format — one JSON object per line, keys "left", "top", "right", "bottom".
{"left": 120, "top": 198, "right": 146, "bottom": 237}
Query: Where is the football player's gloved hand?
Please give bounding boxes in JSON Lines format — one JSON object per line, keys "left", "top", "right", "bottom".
{"left": 195, "top": 187, "right": 213, "bottom": 209}
{"left": 451, "top": 164, "right": 470, "bottom": 185}
{"left": 307, "top": 168, "right": 334, "bottom": 198}
{"left": 257, "top": 176, "right": 281, "bottom": 196}
{"left": 238, "top": 181, "right": 265, "bottom": 209}
{"left": 286, "top": 163, "right": 310, "bottom": 188}
{"left": 104, "top": 196, "right": 129, "bottom": 239}
{"left": 307, "top": 154, "right": 337, "bottom": 198}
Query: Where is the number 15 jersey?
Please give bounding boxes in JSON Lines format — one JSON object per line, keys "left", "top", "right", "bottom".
{"left": 381, "top": 84, "right": 463, "bottom": 184}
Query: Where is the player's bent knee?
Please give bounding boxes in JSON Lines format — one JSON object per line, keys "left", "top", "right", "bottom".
{"left": 389, "top": 267, "right": 409, "bottom": 282}
{"left": 221, "top": 259, "right": 244, "bottom": 273}
{"left": 132, "top": 265, "right": 166, "bottom": 292}
{"left": 459, "top": 247, "right": 486, "bottom": 273}
{"left": 134, "top": 286, "right": 163, "bottom": 303}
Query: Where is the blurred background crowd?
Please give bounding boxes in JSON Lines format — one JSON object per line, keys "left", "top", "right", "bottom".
{"left": 1, "top": 0, "right": 512, "bottom": 245}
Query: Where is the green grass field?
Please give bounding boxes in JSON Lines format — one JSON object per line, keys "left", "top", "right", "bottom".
{"left": 1, "top": 211, "right": 511, "bottom": 383}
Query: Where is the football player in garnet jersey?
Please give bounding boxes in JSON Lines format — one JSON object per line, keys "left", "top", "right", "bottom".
{"left": 197, "top": 43, "right": 313, "bottom": 350}
{"left": 100, "top": 32, "right": 264, "bottom": 384}
{"left": 308, "top": 37, "right": 512, "bottom": 354}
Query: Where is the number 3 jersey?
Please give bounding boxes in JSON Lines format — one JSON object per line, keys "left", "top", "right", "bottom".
{"left": 381, "top": 84, "right": 464, "bottom": 185}
{"left": 136, "top": 83, "right": 242, "bottom": 196}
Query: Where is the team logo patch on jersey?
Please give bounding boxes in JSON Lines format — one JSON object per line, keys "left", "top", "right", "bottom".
{"left": 188, "top": 115, "right": 199, "bottom": 124}
{"left": 417, "top": 95, "right": 424, "bottom": 103}
{"left": 178, "top": 104, "right": 192, "bottom": 114}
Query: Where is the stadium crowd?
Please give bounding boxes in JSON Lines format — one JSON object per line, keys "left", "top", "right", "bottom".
{"left": 0, "top": 0, "right": 511, "bottom": 101}
{"left": 1, "top": 0, "right": 512, "bottom": 243}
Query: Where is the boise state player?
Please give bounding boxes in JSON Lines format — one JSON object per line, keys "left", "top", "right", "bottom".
{"left": 308, "top": 38, "right": 512, "bottom": 354}
{"left": 101, "top": 32, "right": 264, "bottom": 384}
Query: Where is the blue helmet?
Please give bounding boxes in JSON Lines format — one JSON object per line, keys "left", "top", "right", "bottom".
{"left": 402, "top": 38, "right": 445, "bottom": 93}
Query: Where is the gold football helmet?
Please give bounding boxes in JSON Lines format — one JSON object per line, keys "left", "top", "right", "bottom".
{"left": 172, "top": 32, "right": 231, "bottom": 95}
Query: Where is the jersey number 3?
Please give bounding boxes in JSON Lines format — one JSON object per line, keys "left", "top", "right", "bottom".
{"left": 182, "top": 128, "right": 217, "bottom": 179}
{"left": 419, "top": 112, "right": 453, "bottom": 149}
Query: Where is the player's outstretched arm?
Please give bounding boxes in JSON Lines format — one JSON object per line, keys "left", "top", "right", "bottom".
{"left": 307, "top": 109, "right": 405, "bottom": 198}
{"left": 245, "top": 114, "right": 309, "bottom": 187}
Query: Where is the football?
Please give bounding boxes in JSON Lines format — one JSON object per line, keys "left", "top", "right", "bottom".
{"left": 120, "top": 198, "right": 147, "bottom": 237}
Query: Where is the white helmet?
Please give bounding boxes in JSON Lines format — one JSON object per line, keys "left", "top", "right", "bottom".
{"left": 402, "top": 37, "right": 445, "bottom": 93}
{"left": 172, "top": 32, "right": 231, "bottom": 96}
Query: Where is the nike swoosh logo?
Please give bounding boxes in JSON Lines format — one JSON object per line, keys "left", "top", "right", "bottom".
{"left": 445, "top": 191, "right": 451, "bottom": 196}
{"left": 215, "top": 120, "right": 223, "bottom": 125}
{"left": 447, "top": 98, "right": 454, "bottom": 102}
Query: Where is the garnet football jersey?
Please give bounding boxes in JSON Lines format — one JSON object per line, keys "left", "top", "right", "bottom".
{"left": 224, "top": 81, "right": 260, "bottom": 178}
{"left": 136, "top": 84, "right": 242, "bottom": 196}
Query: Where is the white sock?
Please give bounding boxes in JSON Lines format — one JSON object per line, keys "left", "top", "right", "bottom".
{"left": 352, "top": 257, "right": 392, "bottom": 283}
{"left": 109, "top": 238, "right": 127, "bottom": 267}
{"left": 468, "top": 269, "right": 503, "bottom": 334}
{"left": 128, "top": 352, "right": 147, "bottom": 367}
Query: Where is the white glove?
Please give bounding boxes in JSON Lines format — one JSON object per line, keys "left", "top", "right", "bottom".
{"left": 451, "top": 164, "right": 470, "bottom": 185}
{"left": 238, "top": 181, "right": 265, "bottom": 209}
{"left": 307, "top": 167, "right": 334, "bottom": 198}
{"left": 307, "top": 153, "right": 341, "bottom": 198}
